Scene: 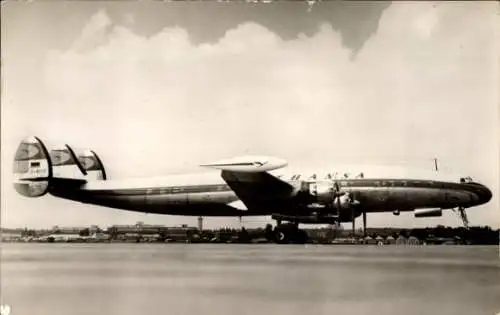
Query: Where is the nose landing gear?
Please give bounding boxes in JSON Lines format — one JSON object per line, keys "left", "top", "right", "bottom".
{"left": 453, "top": 206, "right": 470, "bottom": 229}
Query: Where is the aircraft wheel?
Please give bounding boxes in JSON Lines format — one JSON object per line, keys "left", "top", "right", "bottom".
{"left": 292, "top": 229, "right": 308, "bottom": 244}
{"left": 274, "top": 227, "right": 290, "bottom": 244}
{"left": 274, "top": 225, "right": 307, "bottom": 244}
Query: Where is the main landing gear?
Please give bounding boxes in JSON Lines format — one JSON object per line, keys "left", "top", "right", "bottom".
{"left": 273, "top": 221, "right": 308, "bottom": 244}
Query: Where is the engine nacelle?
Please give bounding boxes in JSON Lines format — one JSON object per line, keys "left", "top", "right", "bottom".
{"left": 334, "top": 194, "right": 353, "bottom": 210}
{"left": 307, "top": 181, "right": 358, "bottom": 210}
{"left": 308, "top": 181, "right": 336, "bottom": 204}
{"left": 414, "top": 208, "right": 442, "bottom": 218}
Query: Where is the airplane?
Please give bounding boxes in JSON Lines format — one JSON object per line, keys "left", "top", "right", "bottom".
{"left": 13, "top": 136, "right": 492, "bottom": 244}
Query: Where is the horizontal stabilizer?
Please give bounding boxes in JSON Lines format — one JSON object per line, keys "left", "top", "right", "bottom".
{"left": 201, "top": 156, "right": 287, "bottom": 173}
{"left": 50, "top": 177, "right": 87, "bottom": 188}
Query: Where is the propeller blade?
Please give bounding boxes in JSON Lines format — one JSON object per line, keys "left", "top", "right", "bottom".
{"left": 335, "top": 181, "right": 341, "bottom": 217}
{"left": 362, "top": 211, "right": 367, "bottom": 237}
{"left": 351, "top": 192, "right": 356, "bottom": 237}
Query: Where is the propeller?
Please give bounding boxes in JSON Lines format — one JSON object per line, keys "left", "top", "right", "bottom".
{"left": 351, "top": 194, "right": 356, "bottom": 238}
{"left": 362, "top": 210, "right": 367, "bottom": 238}
{"left": 332, "top": 181, "right": 359, "bottom": 238}
{"left": 333, "top": 181, "right": 342, "bottom": 232}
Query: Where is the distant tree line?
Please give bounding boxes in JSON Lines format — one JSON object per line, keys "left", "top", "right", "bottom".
{"left": 6, "top": 225, "right": 499, "bottom": 245}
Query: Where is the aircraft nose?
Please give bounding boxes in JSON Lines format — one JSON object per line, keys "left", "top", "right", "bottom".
{"left": 473, "top": 183, "right": 492, "bottom": 205}
{"left": 481, "top": 185, "right": 492, "bottom": 204}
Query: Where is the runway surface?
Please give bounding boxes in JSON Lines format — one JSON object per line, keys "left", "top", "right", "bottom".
{"left": 1, "top": 244, "right": 499, "bottom": 315}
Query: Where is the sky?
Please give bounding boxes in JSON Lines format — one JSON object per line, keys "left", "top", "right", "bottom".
{"left": 1, "top": 1, "right": 499, "bottom": 229}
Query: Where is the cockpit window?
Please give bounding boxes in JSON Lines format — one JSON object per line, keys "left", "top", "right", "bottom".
{"left": 460, "top": 177, "right": 474, "bottom": 183}
{"left": 468, "top": 181, "right": 483, "bottom": 186}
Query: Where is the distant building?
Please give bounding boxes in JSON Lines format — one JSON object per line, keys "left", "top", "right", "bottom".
{"left": 107, "top": 224, "right": 167, "bottom": 235}
{"left": 1, "top": 229, "right": 23, "bottom": 242}
{"left": 52, "top": 226, "right": 86, "bottom": 235}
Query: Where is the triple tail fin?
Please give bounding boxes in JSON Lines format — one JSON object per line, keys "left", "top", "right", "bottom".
{"left": 13, "top": 137, "right": 106, "bottom": 198}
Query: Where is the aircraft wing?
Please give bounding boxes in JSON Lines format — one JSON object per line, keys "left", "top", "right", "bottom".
{"left": 221, "top": 170, "right": 296, "bottom": 210}
{"left": 201, "top": 156, "right": 296, "bottom": 211}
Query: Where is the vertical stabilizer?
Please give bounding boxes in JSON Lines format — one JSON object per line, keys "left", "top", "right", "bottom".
{"left": 13, "top": 136, "right": 52, "bottom": 197}
{"left": 50, "top": 145, "right": 87, "bottom": 179}
{"left": 78, "top": 150, "right": 107, "bottom": 180}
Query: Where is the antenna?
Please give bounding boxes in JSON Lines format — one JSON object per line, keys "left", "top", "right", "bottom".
{"left": 433, "top": 158, "right": 439, "bottom": 171}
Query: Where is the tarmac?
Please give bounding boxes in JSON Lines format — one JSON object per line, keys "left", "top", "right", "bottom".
{"left": 1, "top": 244, "right": 499, "bottom": 315}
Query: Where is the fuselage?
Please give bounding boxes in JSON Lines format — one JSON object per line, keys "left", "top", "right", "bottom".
{"left": 48, "top": 166, "right": 492, "bottom": 220}
{"left": 13, "top": 137, "right": 492, "bottom": 227}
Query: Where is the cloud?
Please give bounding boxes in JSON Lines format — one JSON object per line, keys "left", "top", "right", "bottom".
{"left": 122, "top": 13, "right": 135, "bottom": 26}
{"left": 2, "top": 2, "right": 498, "bottom": 228}
{"left": 72, "top": 9, "right": 113, "bottom": 53}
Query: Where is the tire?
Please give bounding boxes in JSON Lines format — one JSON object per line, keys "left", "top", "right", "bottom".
{"left": 293, "top": 229, "right": 308, "bottom": 244}
{"left": 274, "top": 225, "right": 308, "bottom": 244}
{"left": 275, "top": 228, "right": 289, "bottom": 244}
{"left": 274, "top": 226, "right": 290, "bottom": 244}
